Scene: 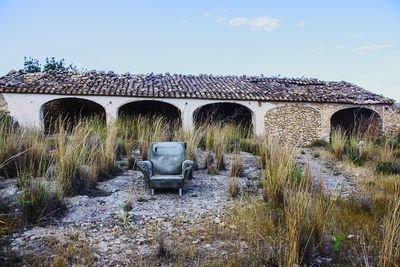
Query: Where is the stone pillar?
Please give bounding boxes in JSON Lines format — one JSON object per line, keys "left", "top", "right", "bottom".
{"left": 253, "top": 112, "right": 265, "bottom": 136}
{"left": 104, "top": 103, "right": 119, "bottom": 124}
{"left": 181, "top": 101, "right": 195, "bottom": 131}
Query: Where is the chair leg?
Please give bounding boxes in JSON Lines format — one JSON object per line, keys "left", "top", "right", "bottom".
{"left": 151, "top": 188, "right": 154, "bottom": 196}
{"left": 179, "top": 188, "right": 182, "bottom": 197}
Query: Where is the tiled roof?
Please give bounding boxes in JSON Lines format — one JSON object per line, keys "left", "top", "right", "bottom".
{"left": 0, "top": 70, "right": 394, "bottom": 104}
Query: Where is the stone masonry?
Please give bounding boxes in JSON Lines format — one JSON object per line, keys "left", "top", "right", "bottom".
{"left": 265, "top": 105, "right": 322, "bottom": 146}
{"left": 384, "top": 106, "right": 400, "bottom": 136}
{"left": 0, "top": 94, "right": 7, "bottom": 110}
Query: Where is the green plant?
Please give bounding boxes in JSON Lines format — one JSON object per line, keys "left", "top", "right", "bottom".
{"left": 311, "top": 139, "right": 329, "bottom": 148}
{"left": 376, "top": 161, "right": 400, "bottom": 175}
{"left": 119, "top": 211, "right": 133, "bottom": 224}
{"left": 43, "top": 57, "right": 77, "bottom": 72}
{"left": 17, "top": 170, "right": 64, "bottom": 224}
{"left": 333, "top": 234, "right": 344, "bottom": 252}
{"left": 23, "top": 57, "right": 41, "bottom": 73}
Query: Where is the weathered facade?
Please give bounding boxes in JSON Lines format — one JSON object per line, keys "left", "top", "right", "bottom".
{"left": 0, "top": 93, "right": 7, "bottom": 110}
{"left": 0, "top": 70, "right": 398, "bottom": 145}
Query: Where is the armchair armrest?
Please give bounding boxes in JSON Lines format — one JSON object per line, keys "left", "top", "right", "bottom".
{"left": 182, "top": 160, "right": 194, "bottom": 181}
{"left": 137, "top": 160, "right": 153, "bottom": 185}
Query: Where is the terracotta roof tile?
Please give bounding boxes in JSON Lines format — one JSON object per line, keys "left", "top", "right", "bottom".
{"left": 0, "top": 70, "right": 394, "bottom": 104}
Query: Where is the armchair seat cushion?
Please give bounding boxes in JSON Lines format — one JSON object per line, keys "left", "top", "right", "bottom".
{"left": 150, "top": 175, "right": 184, "bottom": 189}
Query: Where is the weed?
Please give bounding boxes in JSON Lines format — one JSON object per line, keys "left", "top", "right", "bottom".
{"left": 376, "top": 161, "right": 400, "bottom": 175}
{"left": 228, "top": 177, "right": 239, "bottom": 198}
{"left": 333, "top": 234, "right": 344, "bottom": 252}
{"left": 119, "top": 211, "right": 133, "bottom": 224}
{"left": 229, "top": 154, "right": 243, "bottom": 177}
{"left": 311, "top": 139, "right": 330, "bottom": 148}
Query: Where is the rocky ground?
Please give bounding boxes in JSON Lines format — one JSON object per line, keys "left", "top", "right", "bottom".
{"left": 0, "top": 148, "right": 359, "bottom": 266}
{"left": 297, "top": 149, "right": 358, "bottom": 197}
{"left": 0, "top": 151, "right": 261, "bottom": 266}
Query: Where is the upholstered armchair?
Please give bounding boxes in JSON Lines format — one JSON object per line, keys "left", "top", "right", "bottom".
{"left": 137, "top": 142, "right": 194, "bottom": 196}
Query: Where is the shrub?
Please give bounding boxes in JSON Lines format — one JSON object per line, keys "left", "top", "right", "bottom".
{"left": 228, "top": 177, "right": 240, "bottom": 198}
{"left": 239, "top": 138, "right": 259, "bottom": 154}
{"left": 17, "top": 170, "right": 64, "bottom": 224}
{"left": 345, "top": 144, "right": 366, "bottom": 166}
{"left": 310, "top": 139, "right": 329, "bottom": 148}
{"left": 230, "top": 154, "right": 243, "bottom": 177}
{"left": 376, "top": 161, "right": 400, "bottom": 175}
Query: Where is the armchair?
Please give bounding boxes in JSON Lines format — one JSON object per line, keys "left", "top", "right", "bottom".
{"left": 137, "top": 142, "right": 194, "bottom": 196}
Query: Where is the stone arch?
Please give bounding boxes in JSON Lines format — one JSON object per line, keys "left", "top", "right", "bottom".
{"left": 193, "top": 102, "right": 254, "bottom": 130}
{"left": 41, "top": 97, "right": 106, "bottom": 133}
{"left": 118, "top": 100, "right": 182, "bottom": 125}
{"left": 265, "top": 105, "right": 322, "bottom": 146}
{"left": 330, "top": 107, "right": 382, "bottom": 137}
{"left": 0, "top": 93, "right": 7, "bottom": 110}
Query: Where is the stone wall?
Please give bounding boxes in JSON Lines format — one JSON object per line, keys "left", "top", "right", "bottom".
{"left": 0, "top": 94, "right": 7, "bottom": 111}
{"left": 384, "top": 105, "right": 400, "bottom": 136}
{"left": 265, "top": 105, "right": 321, "bottom": 146}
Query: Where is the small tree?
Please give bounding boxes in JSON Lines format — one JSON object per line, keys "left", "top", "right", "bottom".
{"left": 43, "top": 57, "right": 77, "bottom": 72}
{"left": 23, "top": 57, "right": 41, "bottom": 73}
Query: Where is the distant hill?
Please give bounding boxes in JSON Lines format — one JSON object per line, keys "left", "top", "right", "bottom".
{"left": 395, "top": 103, "right": 400, "bottom": 107}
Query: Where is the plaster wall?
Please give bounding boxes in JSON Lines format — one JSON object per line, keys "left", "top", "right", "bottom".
{"left": 2, "top": 93, "right": 274, "bottom": 135}
{"left": 3, "top": 93, "right": 397, "bottom": 144}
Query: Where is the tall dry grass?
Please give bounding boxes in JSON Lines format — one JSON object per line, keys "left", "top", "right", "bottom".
{"left": 331, "top": 127, "right": 347, "bottom": 160}
{"left": 379, "top": 197, "right": 400, "bottom": 267}
{"left": 262, "top": 136, "right": 296, "bottom": 205}
{"left": 379, "top": 139, "right": 396, "bottom": 162}
{"left": 53, "top": 119, "right": 118, "bottom": 196}
{"left": 174, "top": 127, "right": 204, "bottom": 162}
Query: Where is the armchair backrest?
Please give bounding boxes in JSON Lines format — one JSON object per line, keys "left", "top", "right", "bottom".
{"left": 149, "top": 142, "right": 186, "bottom": 175}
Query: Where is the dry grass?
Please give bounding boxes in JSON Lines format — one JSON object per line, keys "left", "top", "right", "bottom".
{"left": 227, "top": 177, "right": 239, "bottom": 198}
{"left": 53, "top": 120, "right": 118, "bottom": 196}
{"left": 1, "top": 111, "right": 400, "bottom": 265}
{"left": 229, "top": 154, "right": 243, "bottom": 177}
{"left": 379, "top": 139, "right": 396, "bottom": 162}
{"left": 379, "top": 197, "right": 400, "bottom": 267}
{"left": 174, "top": 127, "right": 204, "bottom": 163}
{"left": 262, "top": 136, "right": 296, "bottom": 205}
{"left": 331, "top": 127, "right": 347, "bottom": 160}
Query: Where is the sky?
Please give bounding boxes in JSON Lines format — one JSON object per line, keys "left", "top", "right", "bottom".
{"left": 0, "top": 0, "right": 399, "bottom": 101}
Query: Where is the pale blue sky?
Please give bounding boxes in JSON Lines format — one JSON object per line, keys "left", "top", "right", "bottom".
{"left": 0, "top": 0, "right": 399, "bottom": 100}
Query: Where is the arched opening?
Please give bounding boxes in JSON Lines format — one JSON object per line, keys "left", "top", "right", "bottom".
{"left": 42, "top": 98, "right": 106, "bottom": 133}
{"left": 118, "top": 100, "right": 181, "bottom": 125}
{"left": 193, "top": 102, "right": 253, "bottom": 129}
{"left": 330, "top": 107, "right": 382, "bottom": 138}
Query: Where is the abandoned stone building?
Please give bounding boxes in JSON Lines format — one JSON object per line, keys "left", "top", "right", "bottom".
{"left": 0, "top": 70, "right": 399, "bottom": 145}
